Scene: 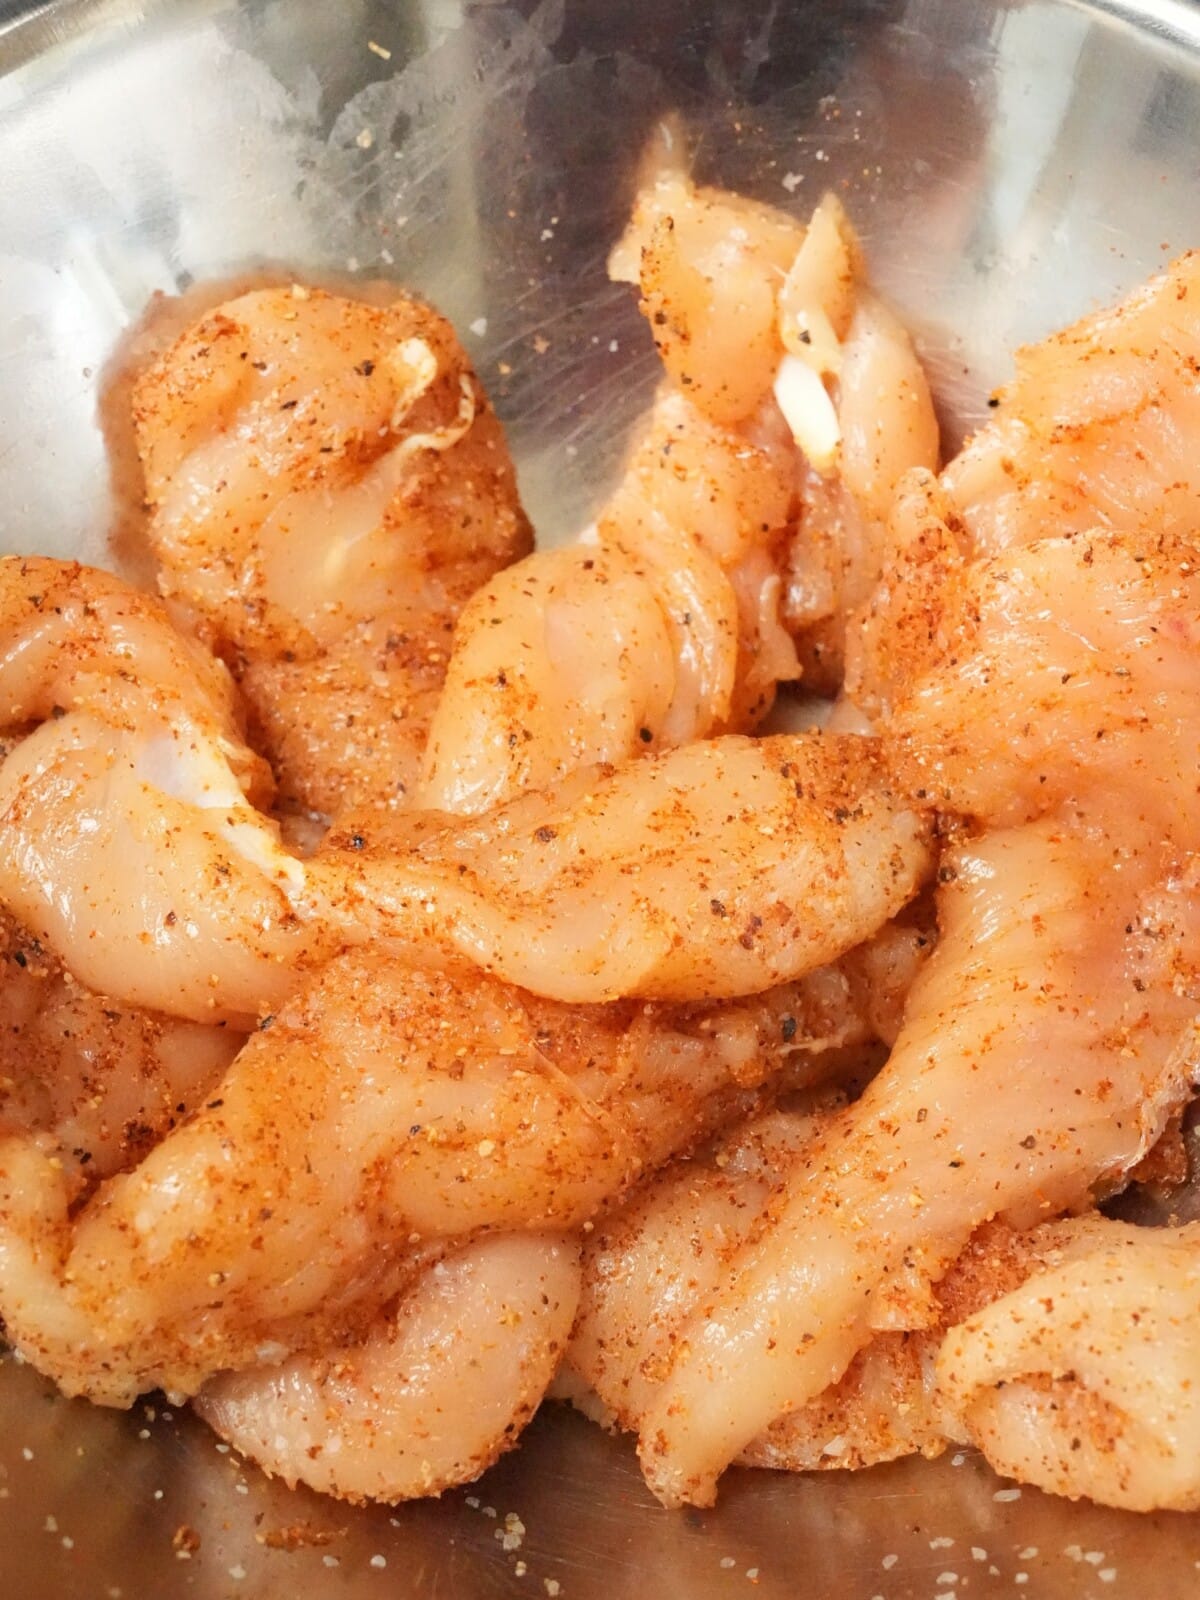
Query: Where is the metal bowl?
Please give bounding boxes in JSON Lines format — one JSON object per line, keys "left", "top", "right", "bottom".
{"left": 3, "top": 1, "right": 1200, "bottom": 1594}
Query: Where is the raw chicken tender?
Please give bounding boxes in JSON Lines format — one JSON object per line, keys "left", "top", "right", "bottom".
{"left": 568, "top": 1105, "right": 1067, "bottom": 1475}
{"left": 941, "top": 252, "right": 1200, "bottom": 554}
{"left": 198, "top": 1232, "right": 580, "bottom": 1503}
{"left": 938, "top": 1215, "right": 1200, "bottom": 1512}
{"left": 609, "top": 164, "right": 805, "bottom": 426}
{"left": 0, "top": 555, "right": 264, "bottom": 790}
{"left": 0, "top": 908, "right": 241, "bottom": 1183}
{"left": 0, "top": 559, "right": 929, "bottom": 1026}
{"left": 863, "top": 503, "right": 1200, "bottom": 827}
{"left": 134, "top": 286, "right": 531, "bottom": 816}
{"left": 343, "top": 732, "right": 932, "bottom": 1005}
{"left": 0, "top": 559, "right": 328, "bottom": 1023}
{"left": 614, "top": 168, "right": 939, "bottom": 693}
{"left": 418, "top": 389, "right": 800, "bottom": 813}
{"left": 0, "top": 942, "right": 889, "bottom": 1404}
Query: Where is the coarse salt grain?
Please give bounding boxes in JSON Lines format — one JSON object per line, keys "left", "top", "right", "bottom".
{"left": 368, "top": 40, "right": 392, "bottom": 59}
{"left": 971, "top": 1547, "right": 987, "bottom": 1561}
{"left": 1099, "top": 1572, "right": 1117, "bottom": 1584}
{"left": 930, "top": 1537, "right": 954, "bottom": 1549}
{"left": 44, "top": 1516, "right": 58, "bottom": 1533}
{"left": 544, "top": 1583, "right": 560, "bottom": 1598}
{"left": 993, "top": 1487, "right": 1021, "bottom": 1502}
{"left": 370, "top": 1554, "right": 387, "bottom": 1569}
{"left": 229, "top": 1566, "right": 246, "bottom": 1581}
{"left": 720, "top": 1557, "right": 736, "bottom": 1569}
{"left": 470, "top": 318, "right": 489, "bottom": 338}
{"left": 323, "top": 1555, "right": 339, "bottom": 1569}
{"left": 22, "top": 1448, "right": 33, "bottom": 1460}
{"left": 1018, "top": 1547, "right": 1038, "bottom": 1560}
{"left": 881, "top": 1555, "right": 898, "bottom": 1571}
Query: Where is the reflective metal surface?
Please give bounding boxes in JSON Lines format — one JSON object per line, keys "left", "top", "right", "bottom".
{"left": 3, "top": 0, "right": 1200, "bottom": 1594}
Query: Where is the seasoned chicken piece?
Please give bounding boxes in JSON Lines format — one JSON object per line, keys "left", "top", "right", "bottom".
{"left": 0, "top": 907, "right": 241, "bottom": 1183}
{"left": 938, "top": 1215, "right": 1200, "bottom": 1513}
{"left": 341, "top": 732, "right": 932, "bottom": 1005}
{"left": 134, "top": 286, "right": 531, "bottom": 816}
{"left": 940, "top": 252, "right": 1200, "bottom": 554}
{"left": 567, "top": 1104, "right": 1051, "bottom": 1476}
{"left": 612, "top": 169, "right": 938, "bottom": 691}
{"left": 0, "top": 558, "right": 324, "bottom": 1024}
{"left": 0, "top": 938, "right": 894, "bottom": 1405}
{"left": 418, "top": 390, "right": 800, "bottom": 813}
{"left": 609, "top": 166, "right": 806, "bottom": 426}
{"left": 856, "top": 501, "right": 1200, "bottom": 827}
{"left": 0, "top": 555, "right": 264, "bottom": 793}
{"left": 197, "top": 1233, "right": 580, "bottom": 1503}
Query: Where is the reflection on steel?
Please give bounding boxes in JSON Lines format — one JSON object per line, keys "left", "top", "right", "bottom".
{"left": 2, "top": 1, "right": 1200, "bottom": 1595}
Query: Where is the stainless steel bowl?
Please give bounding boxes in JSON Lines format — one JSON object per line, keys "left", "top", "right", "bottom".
{"left": 3, "top": 1, "right": 1200, "bottom": 1594}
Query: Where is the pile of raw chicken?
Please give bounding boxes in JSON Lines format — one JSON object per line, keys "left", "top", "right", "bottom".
{"left": 2, "top": 156, "right": 1199, "bottom": 1518}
